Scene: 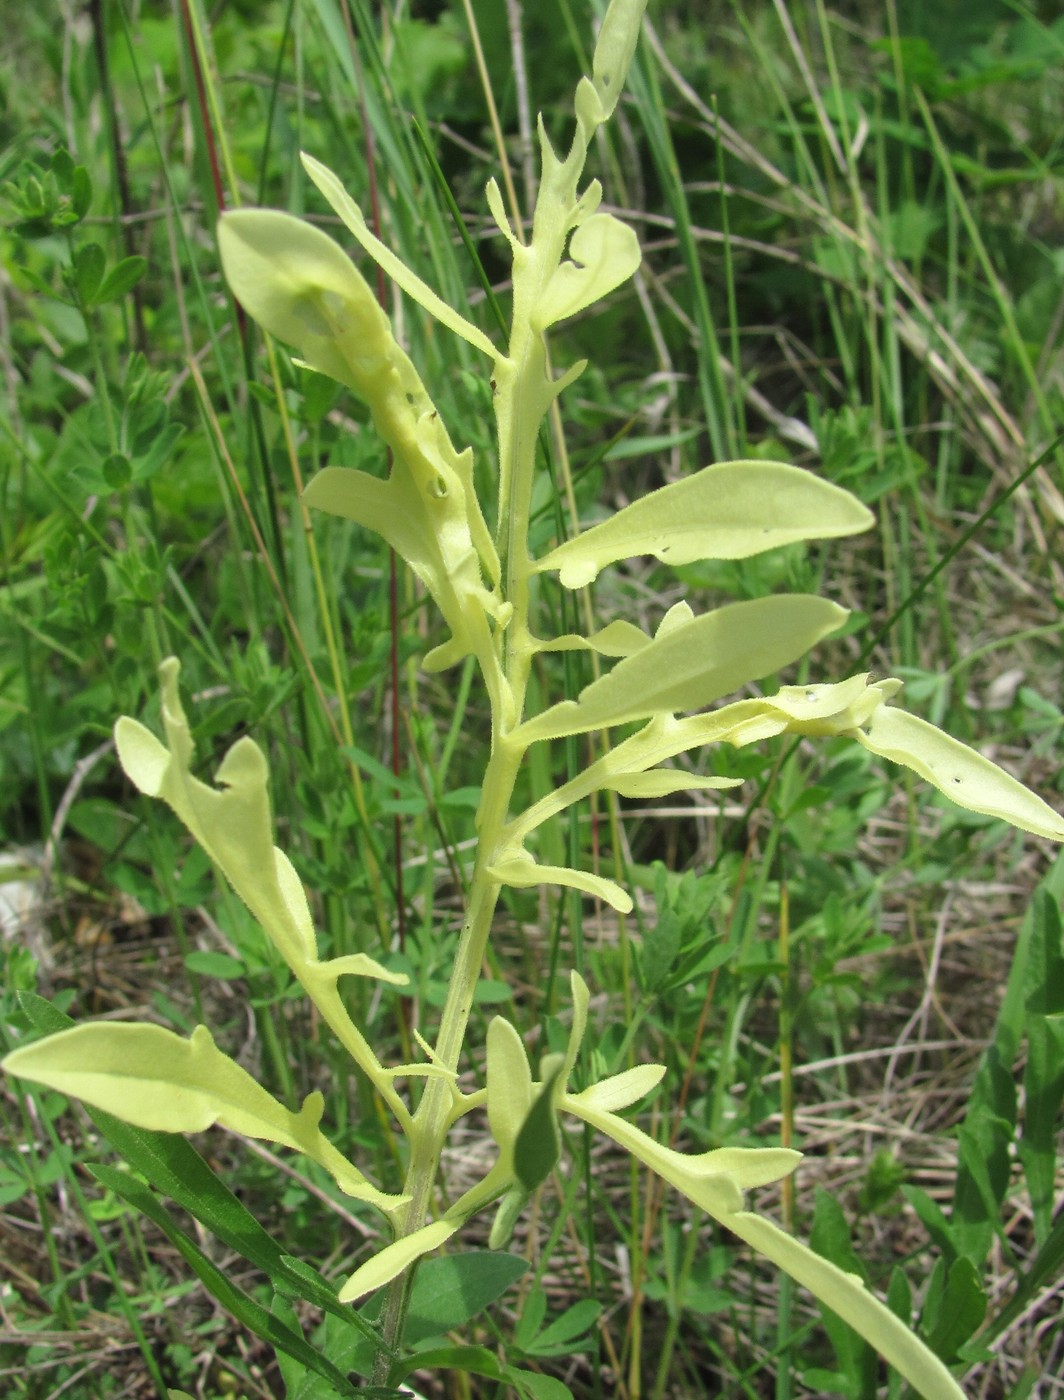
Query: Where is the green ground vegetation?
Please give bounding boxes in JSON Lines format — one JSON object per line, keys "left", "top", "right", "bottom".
{"left": 1, "top": 2, "right": 1063, "bottom": 1398}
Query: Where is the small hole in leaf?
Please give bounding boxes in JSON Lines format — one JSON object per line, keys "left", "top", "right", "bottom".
{"left": 806, "top": 690, "right": 817, "bottom": 702}
{"left": 952, "top": 775, "right": 962, "bottom": 784}
{"left": 430, "top": 476, "right": 448, "bottom": 498}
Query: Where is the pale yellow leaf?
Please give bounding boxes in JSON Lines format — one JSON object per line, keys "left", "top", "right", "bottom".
{"left": 536, "top": 460, "right": 874, "bottom": 589}
{"left": 338, "top": 1220, "right": 459, "bottom": 1303}
{"left": 857, "top": 705, "right": 1064, "bottom": 841}
{"left": 517, "top": 596, "right": 848, "bottom": 742}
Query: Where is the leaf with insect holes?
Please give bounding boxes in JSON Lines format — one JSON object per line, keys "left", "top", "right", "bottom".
{"left": 534, "top": 212, "right": 641, "bottom": 330}
{"left": 536, "top": 460, "right": 875, "bottom": 589}
{"left": 592, "top": 0, "right": 649, "bottom": 120}
{"left": 855, "top": 705, "right": 1064, "bottom": 840}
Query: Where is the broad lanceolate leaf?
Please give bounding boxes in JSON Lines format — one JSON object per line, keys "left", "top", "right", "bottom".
{"left": 516, "top": 596, "right": 848, "bottom": 742}
{"left": 13, "top": 992, "right": 368, "bottom": 1329}
{"left": 303, "top": 461, "right": 503, "bottom": 682}
{"left": 3, "top": 1022, "right": 402, "bottom": 1213}
{"left": 536, "top": 460, "right": 875, "bottom": 589}
{"left": 856, "top": 705, "right": 1064, "bottom": 841}
{"left": 220, "top": 209, "right": 503, "bottom": 676}
{"left": 218, "top": 209, "right": 390, "bottom": 395}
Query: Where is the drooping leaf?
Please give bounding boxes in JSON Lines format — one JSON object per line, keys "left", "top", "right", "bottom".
{"left": 727, "top": 1212, "right": 966, "bottom": 1400}
{"left": 536, "top": 460, "right": 874, "bottom": 589}
{"left": 303, "top": 463, "right": 501, "bottom": 676}
{"left": 488, "top": 853, "right": 633, "bottom": 913}
{"left": 517, "top": 596, "right": 848, "bottom": 742}
{"left": 856, "top": 705, "right": 1064, "bottom": 840}
{"left": 562, "top": 1089, "right": 799, "bottom": 1216}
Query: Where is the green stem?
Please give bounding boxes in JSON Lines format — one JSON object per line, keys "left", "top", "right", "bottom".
{"left": 372, "top": 744, "right": 521, "bottom": 1378}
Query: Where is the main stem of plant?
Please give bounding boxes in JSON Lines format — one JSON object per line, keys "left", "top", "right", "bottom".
{"left": 372, "top": 283, "right": 546, "bottom": 1382}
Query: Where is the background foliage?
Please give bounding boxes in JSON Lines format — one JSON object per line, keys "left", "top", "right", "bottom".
{"left": 1, "top": 1, "right": 1063, "bottom": 1397}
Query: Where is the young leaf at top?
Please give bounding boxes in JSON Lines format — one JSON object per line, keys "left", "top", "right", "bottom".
{"left": 536, "top": 460, "right": 875, "bottom": 589}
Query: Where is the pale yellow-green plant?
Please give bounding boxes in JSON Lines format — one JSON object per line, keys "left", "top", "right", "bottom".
{"left": 6, "top": 1, "right": 1063, "bottom": 1394}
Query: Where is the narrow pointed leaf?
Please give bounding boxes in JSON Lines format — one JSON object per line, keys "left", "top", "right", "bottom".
{"left": 300, "top": 153, "right": 497, "bottom": 359}
{"left": 90, "top": 1165, "right": 360, "bottom": 1396}
{"left": 725, "top": 1212, "right": 967, "bottom": 1400}
{"left": 577, "top": 1063, "right": 665, "bottom": 1113}
{"left": 537, "top": 460, "right": 874, "bottom": 589}
{"left": 604, "top": 771, "right": 741, "bottom": 799}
